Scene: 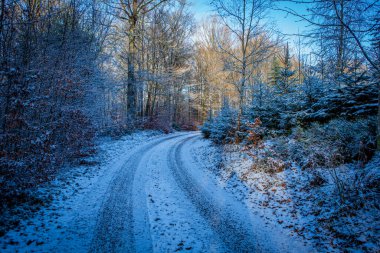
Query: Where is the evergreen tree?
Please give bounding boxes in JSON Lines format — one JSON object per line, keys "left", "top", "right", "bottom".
{"left": 278, "top": 42, "right": 296, "bottom": 93}
{"left": 201, "top": 98, "right": 237, "bottom": 144}
{"left": 270, "top": 43, "right": 296, "bottom": 94}
{"left": 270, "top": 57, "right": 281, "bottom": 87}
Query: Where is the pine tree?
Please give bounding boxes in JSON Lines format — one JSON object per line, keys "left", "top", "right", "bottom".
{"left": 270, "top": 43, "right": 295, "bottom": 94}
{"left": 279, "top": 42, "right": 296, "bottom": 93}
{"left": 270, "top": 57, "right": 281, "bottom": 87}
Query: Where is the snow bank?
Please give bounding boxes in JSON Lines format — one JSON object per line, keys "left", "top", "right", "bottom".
{"left": 191, "top": 138, "right": 380, "bottom": 252}
{"left": 0, "top": 130, "right": 166, "bottom": 252}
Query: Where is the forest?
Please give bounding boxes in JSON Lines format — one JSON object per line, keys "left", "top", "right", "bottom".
{"left": 0, "top": 0, "right": 379, "bottom": 252}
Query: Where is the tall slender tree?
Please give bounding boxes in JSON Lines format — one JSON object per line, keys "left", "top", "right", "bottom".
{"left": 211, "top": 0, "right": 272, "bottom": 141}
{"left": 115, "top": 0, "right": 169, "bottom": 119}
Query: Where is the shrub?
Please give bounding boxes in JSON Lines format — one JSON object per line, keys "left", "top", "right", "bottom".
{"left": 242, "top": 118, "right": 288, "bottom": 173}
{"left": 200, "top": 120, "right": 212, "bottom": 138}
{"left": 299, "top": 83, "right": 378, "bottom": 124}
{"left": 240, "top": 117, "right": 376, "bottom": 173}
{"left": 142, "top": 116, "right": 173, "bottom": 134}
{"left": 201, "top": 102, "right": 237, "bottom": 144}
{"left": 274, "top": 118, "right": 377, "bottom": 169}
{"left": 249, "top": 150, "right": 288, "bottom": 174}
{"left": 243, "top": 118, "right": 266, "bottom": 148}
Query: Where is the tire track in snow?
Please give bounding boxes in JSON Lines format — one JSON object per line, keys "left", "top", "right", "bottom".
{"left": 168, "top": 135, "right": 261, "bottom": 253}
{"left": 89, "top": 134, "right": 187, "bottom": 253}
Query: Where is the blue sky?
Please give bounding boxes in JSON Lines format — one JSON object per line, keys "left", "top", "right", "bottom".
{"left": 188, "top": 0, "right": 309, "bottom": 41}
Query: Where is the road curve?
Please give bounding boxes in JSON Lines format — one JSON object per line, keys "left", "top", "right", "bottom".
{"left": 89, "top": 131, "right": 310, "bottom": 253}
{"left": 168, "top": 135, "right": 260, "bottom": 252}
{"left": 0, "top": 132, "right": 311, "bottom": 253}
{"left": 89, "top": 134, "right": 188, "bottom": 253}
{"left": 169, "top": 134, "right": 312, "bottom": 253}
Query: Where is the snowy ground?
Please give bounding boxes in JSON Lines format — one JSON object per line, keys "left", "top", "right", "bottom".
{"left": 195, "top": 140, "right": 380, "bottom": 252}
{"left": 0, "top": 131, "right": 313, "bottom": 252}
{"left": 0, "top": 130, "right": 166, "bottom": 252}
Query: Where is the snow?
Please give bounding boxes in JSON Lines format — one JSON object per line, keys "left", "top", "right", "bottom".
{"left": 0, "top": 130, "right": 168, "bottom": 252}
{"left": 142, "top": 134, "right": 227, "bottom": 252}
{"left": 195, "top": 139, "right": 380, "bottom": 252}
{"left": 6, "top": 130, "right": 374, "bottom": 252}
{"left": 184, "top": 136, "right": 313, "bottom": 252}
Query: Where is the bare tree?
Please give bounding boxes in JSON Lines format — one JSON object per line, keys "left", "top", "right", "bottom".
{"left": 112, "top": 0, "right": 169, "bottom": 119}
{"left": 193, "top": 17, "right": 236, "bottom": 121}
{"left": 211, "top": 0, "right": 273, "bottom": 141}
{"left": 276, "top": 0, "right": 380, "bottom": 149}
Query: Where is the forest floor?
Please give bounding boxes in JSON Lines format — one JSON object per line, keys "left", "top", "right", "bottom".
{"left": 201, "top": 141, "right": 380, "bottom": 253}
{"left": 0, "top": 131, "right": 313, "bottom": 253}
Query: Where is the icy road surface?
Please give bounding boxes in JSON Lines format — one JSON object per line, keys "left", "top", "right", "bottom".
{"left": 1, "top": 132, "right": 311, "bottom": 252}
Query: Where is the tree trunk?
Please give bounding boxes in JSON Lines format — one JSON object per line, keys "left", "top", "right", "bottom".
{"left": 145, "top": 84, "right": 152, "bottom": 117}
{"left": 127, "top": 16, "right": 137, "bottom": 119}
{"left": 0, "top": 0, "right": 5, "bottom": 38}
{"left": 377, "top": 84, "right": 380, "bottom": 150}
{"left": 336, "top": 0, "right": 344, "bottom": 86}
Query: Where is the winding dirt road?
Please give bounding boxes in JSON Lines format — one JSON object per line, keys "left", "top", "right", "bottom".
{"left": 1, "top": 132, "right": 311, "bottom": 253}
{"left": 89, "top": 132, "right": 309, "bottom": 253}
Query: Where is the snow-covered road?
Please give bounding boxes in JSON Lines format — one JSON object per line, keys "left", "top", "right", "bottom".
{"left": 1, "top": 132, "right": 311, "bottom": 253}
